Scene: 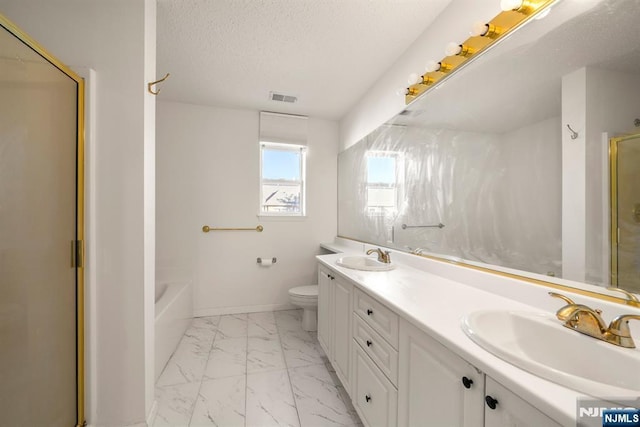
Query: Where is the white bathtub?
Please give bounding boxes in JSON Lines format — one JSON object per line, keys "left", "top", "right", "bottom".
{"left": 155, "top": 281, "right": 193, "bottom": 381}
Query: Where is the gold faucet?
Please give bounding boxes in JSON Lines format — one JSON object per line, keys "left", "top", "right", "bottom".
{"left": 604, "top": 314, "right": 640, "bottom": 348}
{"left": 549, "top": 292, "right": 640, "bottom": 348}
{"left": 366, "top": 248, "right": 391, "bottom": 264}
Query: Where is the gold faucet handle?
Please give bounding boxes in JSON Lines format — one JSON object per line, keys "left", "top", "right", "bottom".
{"left": 605, "top": 314, "right": 640, "bottom": 348}
{"left": 549, "top": 292, "right": 576, "bottom": 321}
{"left": 607, "top": 314, "right": 640, "bottom": 336}
{"left": 607, "top": 287, "right": 640, "bottom": 303}
{"left": 549, "top": 292, "right": 575, "bottom": 305}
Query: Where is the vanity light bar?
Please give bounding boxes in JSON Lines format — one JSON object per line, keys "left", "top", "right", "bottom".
{"left": 404, "top": 0, "right": 557, "bottom": 105}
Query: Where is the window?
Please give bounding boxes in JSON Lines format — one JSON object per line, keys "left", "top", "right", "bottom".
{"left": 260, "top": 142, "right": 306, "bottom": 216}
{"left": 366, "top": 151, "right": 402, "bottom": 216}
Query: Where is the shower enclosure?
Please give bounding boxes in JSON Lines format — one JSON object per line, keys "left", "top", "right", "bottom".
{"left": 611, "top": 134, "right": 640, "bottom": 293}
{"left": 0, "top": 15, "right": 85, "bottom": 426}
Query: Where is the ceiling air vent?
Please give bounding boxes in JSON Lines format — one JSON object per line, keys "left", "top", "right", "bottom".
{"left": 269, "top": 92, "right": 297, "bottom": 103}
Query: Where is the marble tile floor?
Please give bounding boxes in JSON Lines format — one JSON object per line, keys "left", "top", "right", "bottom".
{"left": 153, "top": 309, "right": 362, "bottom": 427}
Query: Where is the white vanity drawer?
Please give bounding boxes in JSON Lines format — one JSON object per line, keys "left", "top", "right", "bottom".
{"left": 353, "top": 313, "right": 398, "bottom": 386}
{"left": 353, "top": 343, "right": 398, "bottom": 427}
{"left": 354, "top": 289, "right": 399, "bottom": 349}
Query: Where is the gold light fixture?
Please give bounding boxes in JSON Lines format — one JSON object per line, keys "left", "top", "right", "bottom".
{"left": 501, "top": 0, "right": 536, "bottom": 14}
{"left": 471, "top": 22, "right": 503, "bottom": 39}
{"left": 445, "top": 42, "right": 476, "bottom": 57}
{"left": 406, "top": 87, "right": 421, "bottom": 96}
{"left": 420, "top": 75, "right": 436, "bottom": 86}
{"left": 425, "top": 60, "right": 454, "bottom": 73}
{"left": 404, "top": 0, "right": 557, "bottom": 105}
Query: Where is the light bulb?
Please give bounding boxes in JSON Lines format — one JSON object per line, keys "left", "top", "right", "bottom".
{"left": 445, "top": 42, "right": 462, "bottom": 56}
{"left": 407, "top": 73, "right": 420, "bottom": 85}
{"left": 471, "top": 21, "right": 489, "bottom": 37}
{"left": 395, "top": 87, "right": 408, "bottom": 96}
{"left": 425, "top": 60, "right": 441, "bottom": 73}
{"left": 501, "top": 0, "right": 523, "bottom": 11}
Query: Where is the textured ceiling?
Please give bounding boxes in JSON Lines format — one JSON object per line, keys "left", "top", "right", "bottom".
{"left": 157, "top": 0, "right": 452, "bottom": 119}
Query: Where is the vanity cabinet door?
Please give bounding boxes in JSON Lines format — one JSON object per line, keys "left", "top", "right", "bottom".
{"left": 317, "top": 266, "right": 332, "bottom": 357}
{"left": 353, "top": 343, "right": 398, "bottom": 427}
{"left": 484, "top": 377, "right": 561, "bottom": 427}
{"left": 398, "top": 319, "right": 484, "bottom": 427}
{"left": 332, "top": 276, "right": 353, "bottom": 393}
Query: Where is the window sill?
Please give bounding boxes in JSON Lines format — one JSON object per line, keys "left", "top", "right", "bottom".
{"left": 257, "top": 214, "right": 308, "bottom": 222}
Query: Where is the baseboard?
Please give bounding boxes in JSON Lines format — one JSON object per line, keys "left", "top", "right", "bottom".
{"left": 194, "top": 303, "right": 296, "bottom": 317}
{"left": 85, "top": 422, "right": 147, "bottom": 427}
{"left": 146, "top": 399, "right": 158, "bottom": 426}
{"left": 84, "top": 400, "right": 156, "bottom": 427}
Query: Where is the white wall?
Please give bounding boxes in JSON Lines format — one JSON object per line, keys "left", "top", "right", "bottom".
{"left": 339, "top": 0, "right": 499, "bottom": 150}
{"left": 499, "top": 116, "right": 562, "bottom": 275}
{"left": 0, "top": 1, "right": 155, "bottom": 425}
{"left": 157, "top": 101, "right": 338, "bottom": 315}
{"left": 143, "top": 0, "right": 156, "bottom": 418}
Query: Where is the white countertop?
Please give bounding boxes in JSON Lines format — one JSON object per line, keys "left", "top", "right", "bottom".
{"left": 317, "top": 248, "right": 595, "bottom": 427}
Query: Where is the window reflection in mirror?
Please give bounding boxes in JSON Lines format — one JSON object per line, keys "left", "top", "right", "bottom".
{"left": 366, "top": 151, "right": 402, "bottom": 217}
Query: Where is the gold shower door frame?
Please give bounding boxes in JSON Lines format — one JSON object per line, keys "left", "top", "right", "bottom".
{"left": 0, "top": 14, "right": 85, "bottom": 426}
{"left": 610, "top": 133, "right": 640, "bottom": 292}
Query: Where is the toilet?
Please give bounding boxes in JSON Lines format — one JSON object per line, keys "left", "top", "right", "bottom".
{"left": 288, "top": 285, "right": 318, "bottom": 331}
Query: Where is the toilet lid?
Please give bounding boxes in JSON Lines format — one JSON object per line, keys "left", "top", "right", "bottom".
{"left": 289, "top": 285, "right": 318, "bottom": 297}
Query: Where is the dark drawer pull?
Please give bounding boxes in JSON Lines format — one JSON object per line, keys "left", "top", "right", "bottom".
{"left": 485, "top": 395, "right": 498, "bottom": 410}
{"left": 366, "top": 340, "right": 372, "bottom": 347}
{"left": 462, "top": 376, "right": 473, "bottom": 389}
{"left": 366, "top": 309, "right": 373, "bottom": 316}
{"left": 365, "top": 394, "right": 372, "bottom": 403}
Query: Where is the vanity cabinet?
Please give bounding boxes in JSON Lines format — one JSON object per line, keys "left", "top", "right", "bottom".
{"left": 484, "top": 377, "right": 561, "bottom": 427}
{"left": 333, "top": 277, "right": 353, "bottom": 390}
{"left": 318, "top": 262, "right": 563, "bottom": 427}
{"left": 317, "top": 266, "right": 332, "bottom": 354}
{"left": 398, "top": 319, "right": 484, "bottom": 427}
{"left": 317, "top": 265, "right": 353, "bottom": 392}
{"left": 352, "top": 288, "right": 399, "bottom": 427}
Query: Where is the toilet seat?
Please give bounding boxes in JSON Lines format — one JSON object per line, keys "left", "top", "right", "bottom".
{"left": 288, "top": 285, "right": 318, "bottom": 298}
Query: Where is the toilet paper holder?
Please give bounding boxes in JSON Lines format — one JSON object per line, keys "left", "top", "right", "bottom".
{"left": 257, "top": 257, "right": 277, "bottom": 264}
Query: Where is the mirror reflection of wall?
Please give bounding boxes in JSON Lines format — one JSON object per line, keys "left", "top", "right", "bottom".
{"left": 337, "top": 0, "right": 640, "bottom": 296}
{"left": 339, "top": 119, "right": 562, "bottom": 276}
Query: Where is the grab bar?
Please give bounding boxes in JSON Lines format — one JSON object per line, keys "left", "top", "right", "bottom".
{"left": 202, "top": 225, "right": 264, "bottom": 233}
{"left": 401, "top": 223, "right": 444, "bottom": 229}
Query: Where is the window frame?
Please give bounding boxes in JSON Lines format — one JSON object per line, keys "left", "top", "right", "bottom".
{"left": 259, "top": 141, "right": 307, "bottom": 217}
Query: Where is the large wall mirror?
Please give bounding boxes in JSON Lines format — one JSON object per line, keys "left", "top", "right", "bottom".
{"left": 338, "top": 0, "right": 640, "bottom": 302}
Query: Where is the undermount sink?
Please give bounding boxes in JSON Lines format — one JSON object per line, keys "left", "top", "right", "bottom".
{"left": 335, "top": 256, "right": 395, "bottom": 271}
{"left": 462, "top": 310, "right": 640, "bottom": 402}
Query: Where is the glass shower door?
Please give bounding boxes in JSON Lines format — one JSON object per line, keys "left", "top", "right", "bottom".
{"left": 0, "top": 16, "right": 83, "bottom": 426}
{"left": 611, "top": 134, "right": 640, "bottom": 293}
